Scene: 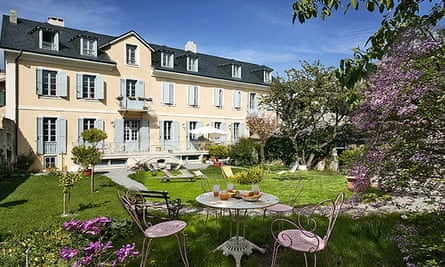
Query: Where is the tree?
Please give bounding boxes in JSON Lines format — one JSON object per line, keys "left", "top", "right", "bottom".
{"left": 246, "top": 113, "right": 277, "bottom": 173}
{"left": 291, "top": 0, "right": 445, "bottom": 88}
{"left": 351, "top": 26, "right": 444, "bottom": 190}
{"left": 71, "top": 128, "right": 107, "bottom": 193}
{"left": 54, "top": 170, "right": 82, "bottom": 216}
{"left": 264, "top": 61, "right": 359, "bottom": 169}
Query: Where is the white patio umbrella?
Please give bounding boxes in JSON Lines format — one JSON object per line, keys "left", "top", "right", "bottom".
{"left": 189, "top": 125, "right": 227, "bottom": 139}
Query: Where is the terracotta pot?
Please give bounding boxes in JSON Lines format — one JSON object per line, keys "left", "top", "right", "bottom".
{"left": 83, "top": 169, "right": 92, "bottom": 176}
{"left": 214, "top": 161, "right": 222, "bottom": 167}
{"left": 346, "top": 176, "right": 357, "bottom": 191}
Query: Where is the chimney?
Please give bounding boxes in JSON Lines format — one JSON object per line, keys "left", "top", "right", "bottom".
{"left": 185, "top": 41, "right": 197, "bottom": 53}
{"left": 48, "top": 16, "right": 64, "bottom": 27}
{"left": 9, "top": 10, "right": 17, "bottom": 25}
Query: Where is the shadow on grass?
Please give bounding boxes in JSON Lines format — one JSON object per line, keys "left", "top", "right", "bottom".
{"left": 0, "top": 199, "right": 28, "bottom": 208}
{"left": 0, "top": 174, "right": 30, "bottom": 202}
{"left": 77, "top": 200, "right": 111, "bottom": 211}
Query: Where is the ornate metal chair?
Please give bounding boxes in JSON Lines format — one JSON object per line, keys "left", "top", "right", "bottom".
{"left": 118, "top": 191, "right": 190, "bottom": 267}
{"left": 263, "top": 176, "right": 304, "bottom": 221}
{"left": 270, "top": 192, "right": 345, "bottom": 267}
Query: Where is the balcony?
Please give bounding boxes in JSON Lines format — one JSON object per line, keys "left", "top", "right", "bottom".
{"left": 117, "top": 96, "right": 152, "bottom": 113}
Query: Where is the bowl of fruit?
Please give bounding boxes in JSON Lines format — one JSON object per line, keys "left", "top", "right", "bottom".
{"left": 242, "top": 191, "right": 261, "bottom": 202}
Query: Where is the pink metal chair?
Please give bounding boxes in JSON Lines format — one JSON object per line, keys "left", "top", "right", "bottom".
{"left": 263, "top": 176, "right": 304, "bottom": 221}
{"left": 270, "top": 192, "right": 345, "bottom": 267}
{"left": 118, "top": 191, "right": 190, "bottom": 267}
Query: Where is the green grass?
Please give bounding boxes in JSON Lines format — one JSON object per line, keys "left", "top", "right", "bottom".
{"left": 0, "top": 167, "right": 434, "bottom": 266}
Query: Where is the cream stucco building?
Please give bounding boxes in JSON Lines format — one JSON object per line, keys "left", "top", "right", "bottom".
{"left": 0, "top": 11, "right": 273, "bottom": 172}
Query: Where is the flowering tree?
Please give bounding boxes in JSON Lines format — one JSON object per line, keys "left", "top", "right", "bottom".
{"left": 246, "top": 113, "right": 277, "bottom": 172}
{"left": 351, "top": 25, "right": 445, "bottom": 189}
{"left": 60, "top": 216, "right": 139, "bottom": 266}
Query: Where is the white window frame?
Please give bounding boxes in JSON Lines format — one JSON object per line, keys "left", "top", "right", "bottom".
{"left": 162, "top": 82, "right": 175, "bottom": 105}
{"left": 232, "top": 64, "right": 242, "bottom": 78}
{"left": 126, "top": 44, "right": 139, "bottom": 65}
{"left": 126, "top": 79, "right": 137, "bottom": 97}
{"left": 188, "top": 85, "right": 199, "bottom": 106}
{"left": 214, "top": 88, "right": 224, "bottom": 108}
{"left": 161, "top": 51, "right": 174, "bottom": 68}
{"left": 80, "top": 37, "right": 97, "bottom": 57}
{"left": 187, "top": 56, "right": 198, "bottom": 72}
{"left": 124, "top": 120, "right": 141, "bottom": 142}
{"left": 39, "top": 29, "right": 59, "bottom": 51}
{"left": 264, "top": 70, "right": 272, "bottom": 83}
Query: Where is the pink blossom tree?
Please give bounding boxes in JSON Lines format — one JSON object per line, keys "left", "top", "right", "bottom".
{"left": 351, "top": 25, "right": 444, "bottom": 189}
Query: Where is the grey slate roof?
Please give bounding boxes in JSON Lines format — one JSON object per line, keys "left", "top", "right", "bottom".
{"left": 0, "top": 15, "right": 273, "bottom": 85}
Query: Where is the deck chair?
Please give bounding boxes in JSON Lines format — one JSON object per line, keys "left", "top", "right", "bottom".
{"left": 221, "top": 165, "right": 234, "bottom": 180}
{"left": 270, "top": 192, "right": 345, "bottom": 267}
{"left": 118, "top": 191, "right": 190, "bottom": 267}
{"left": 263, "top": 176, "right": 304, "bottom": 221}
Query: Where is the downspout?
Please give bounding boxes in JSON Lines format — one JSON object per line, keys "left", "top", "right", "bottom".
{"left": 14, "top": 50, "right": 23, "bottom": 161}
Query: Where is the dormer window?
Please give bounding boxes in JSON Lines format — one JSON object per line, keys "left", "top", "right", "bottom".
{"left": 187, "top": 56, "right": 198, "bottom": 72}
{"left": 126, "top": 44, "right": 139, "bottom": 65}
{"left": 161, "top": 51, "right": 174, "bottom": 68}
{"left": 80, "top": 37, "right": 97, "bottom": 57}
{"left": 264, "top": 70, "right": 272, "bottom": 83}
{"left": 39, "top": 29, "right": 59, "bottom": 51}
{"left": 232, "top": 64, "right": 242, "bottom": 79}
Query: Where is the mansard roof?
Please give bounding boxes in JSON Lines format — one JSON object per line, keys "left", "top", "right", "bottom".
{"left": 0, "top": 15, "right": 273, "bottom": 85}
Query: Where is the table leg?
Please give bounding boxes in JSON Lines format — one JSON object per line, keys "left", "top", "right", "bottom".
{"left": 214, "top": 209, "right": 265, "bottom": 267}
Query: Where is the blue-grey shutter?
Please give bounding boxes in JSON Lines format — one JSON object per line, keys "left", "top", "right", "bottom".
{"left": 254, "top": 93, "right": 261, "bottom": 112}
{"left": 233, "top": 91, "right": 240, "bottom": 108}
{"left": 36, "top": 69, "right": 43, "bottom": 95}
{"left": 240, "top": 123, "right": 245, "bottom": 138}
{"left": 140, "top": 120, "right": 149, "bottom": 151}
{"left": 120, "top": 79, "right": 126, "bottom": 97}
{"left": 220, "top": 122, "right": 227, "bottom": 143}
{"left": 188, "top": 86, "right": 194, "bottom": 105}
{"left": 56, "top": 118, "right": 67, "bottom": 154}
{"left": 95, "top": 75, "right": 104, "bottom": 99}
{"left": 76, "top": 74, "right": 82, "bottom": 98}
{"left": 56, "top": 71, "right": 67, "bottom": 97}
{"left": 94, "top": 119, "right": 104, "bottom": 130}
{"left": 172, "top": 121, "right": 179, "bottom": 148}
{"left": 36, "top": 117, "right": 43, "bottom": 154}
{"left": 185, "top": 120, "right": 191, "bottom": 146}
{"left": 136, "top": 80, "right": 144, "bottom": 98}
{"left": 78, "top": 118, "right": 84, "bottom": 145}
{"left": 114, "top": 119, "right": 124, "bottom": 144}
{"left": 159, "top": 120, "right": 164, "bottom": 147}
{"left": 213, "top": 88, "right": 219, "bottom": 107}
{"left": 231, "top": 123, "right": 236, "bottom": 144}
{"left": 162, "top": 83, "right": 169, "bottom": 104}
{"left": 169, "top": 83, "right": 175, "bottom": 104}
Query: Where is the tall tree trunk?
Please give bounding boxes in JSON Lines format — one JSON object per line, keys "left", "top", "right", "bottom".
{"left": 63, "top": 192, "right": 67, "bottom": 215}
{"left": 90, "top": 167, "right": 95, "bottom": 193}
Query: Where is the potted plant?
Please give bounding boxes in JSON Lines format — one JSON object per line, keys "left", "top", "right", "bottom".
{"left": 207, "top": 144, "right": 229, "bottom": 167}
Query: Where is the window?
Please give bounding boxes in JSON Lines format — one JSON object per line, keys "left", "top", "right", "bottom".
{"left": 213, "top": 88, "right": 224, "bottom": 108}
{"left": 44, "top": 117, "right": 57, "bottom": 143}
{"left": 126, "top": 79, "right": 137, "bottom": 97}
{"left": 264, "top": 70, "right": 272, "bottom": 83}
{"left": 44, "top": 156, "right": 56, "bottom": 170}
{"left": 233, "top": 90, "right": 241, "bottom": 109}
{"left": 36, "top": 69, "right": 67, "bottom": 97}
{"left": 188, "top": 85, "right": 199, "bottom": 106}
{"left": 81, "top": 38, "right": 97, "bottom": 56}
{"left": 162, "top": 82, "right": 175, "bottom": 105}
{"left": 188, "top": 121, "right": 198, "bottom": 140}
{"left": 82, "top": 118, "right": 96, "bottom": 132}
{"left": 187, "top": 56, "right": 198, "bottom": 72}
{"left": 37, "top": 117, "right": 66, "bottom": 154}
{"left": 161, "top": 51, "right": 174, "bottom": 68}
{"left": 76, "top": 74, "right": 104, "bottom": 100}
{"left": 232, "top": 122, "right": 240, "bottom": 140}
{"left": 232, "top": 64, "right": 242, "bottom": 78}
{"left": 214, "top": 121, "right": 222, "bottom": 129}
{"left": 126, "top": 44, "right": 138, "bottom": 65}
{"left": 248, "top": 92, "right": 259, "bottom": 111}
{"left": 0, "top": 89, "right": 4, "bottom": 106}
{"left": 124, "top": 120, "right": 140, "bottom": 142}
{"left": 163, "top": 121, "right": 173, "bottom": 140}
{"left": 39, "top": 29, "right": 59, "bottom": 51}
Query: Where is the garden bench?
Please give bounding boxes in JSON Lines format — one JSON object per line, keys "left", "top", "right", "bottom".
{"left": 133, "top": 190, "right": 183, "bottom": 219}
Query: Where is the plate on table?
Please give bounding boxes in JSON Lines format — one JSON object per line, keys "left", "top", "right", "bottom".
{"left": 242, "top": 194, "right": 261, "bottom": 202}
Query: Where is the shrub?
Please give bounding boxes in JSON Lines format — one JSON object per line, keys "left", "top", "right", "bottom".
{"left": 338, "top": 145, "right": 364, "bottom": 173}
{"left": 265, "top": 135, "right": 296, "bottom": 166}
{"left": 229, "top": 166, "right": 263, "bottom": 184}
{"left": 228, "top": 138, "right": 260, "bottom": 166}
{"left": 207, "top": 144, "right": 229, "bottom": 161}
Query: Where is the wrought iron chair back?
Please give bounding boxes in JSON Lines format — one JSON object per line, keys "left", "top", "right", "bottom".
{"left": 270, "top": 192, "right": 345, "bottom": 267}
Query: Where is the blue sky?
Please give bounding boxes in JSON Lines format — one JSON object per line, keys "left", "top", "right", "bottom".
{"left": 0, "top": 0, "right": 439, "bottom": 76}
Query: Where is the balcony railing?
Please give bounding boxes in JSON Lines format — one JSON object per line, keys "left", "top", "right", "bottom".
{"left": 118, "top": 97, "right": 152, "bottom": 111}
{"left": 44, "top": 141, "right": 57, "bottom": 154}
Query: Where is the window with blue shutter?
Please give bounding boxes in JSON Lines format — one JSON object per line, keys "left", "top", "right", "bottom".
{"left": 233, "top": 90, "right": 241, "bottom": 109}
{"left": 188, "top": 85, "right": 199, "bottom": 106}
{"left": 36, "top": 69, "right": 66, "bottom": 97}
{"left": 76, "top": 74, "right": 104, "bottom": 100}
{"left": 162, "top": 82, "right": 175, "bottom": 105}
{"left": 214, "top": 88, "right": 223, "bottom": 107}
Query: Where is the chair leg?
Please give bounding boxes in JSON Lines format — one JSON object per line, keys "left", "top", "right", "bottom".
{"left": 140, "top": 238, "right": 153, "bottom": 267}
{"left": 304, "top": 252, "right": 308, "bottom": 267}
{"left": 270, "top": 241, "right": 281, "bottom": 267}
{"left": 313, "top": 253, "right": 317, "bottom": 267}
{"left": 175, "top": 230, "right": 190, "bottom": 267}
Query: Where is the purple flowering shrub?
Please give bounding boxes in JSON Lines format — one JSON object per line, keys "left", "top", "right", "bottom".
{"left": 60, "top": 216, "right": 139, "bottom": 266}
{"left": 352, "top": 26, "right": 445, "bottom": 190}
